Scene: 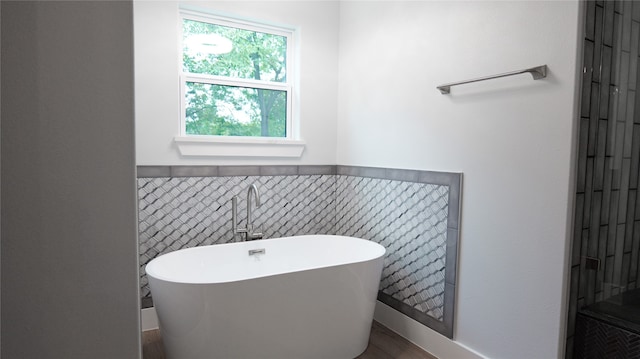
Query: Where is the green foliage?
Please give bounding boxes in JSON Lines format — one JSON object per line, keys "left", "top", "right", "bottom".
{"left": 183, "top": 19, "right": 288, "bottom": 137}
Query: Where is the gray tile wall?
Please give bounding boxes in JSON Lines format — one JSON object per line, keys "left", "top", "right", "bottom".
{"left": 568, "top": 1, "right": 640, "bottom": 357}
{"left": 137, "top": 165, "right": 461, "bottom": 338}
{"left": 138, "top": 174, "right": 336, "bottom": 300}
{"left": 335, "top": 176, "right": 449, "bottom": 321}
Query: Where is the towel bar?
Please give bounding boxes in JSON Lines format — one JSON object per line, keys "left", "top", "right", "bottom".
{"left": 437, "top": 65, "right": 547, "bottom": 94}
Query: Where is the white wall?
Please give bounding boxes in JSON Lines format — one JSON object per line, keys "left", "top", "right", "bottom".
{"left": 135, "top": 1, "right": 582, "bottom": 358}
{"left": 1, "top": 2, "right": 140, "bottom": 358}
{"left": 337, "top": 2, "right": 581, "bottom": 359}
{"left": 0, "top": 2, "right": 3, "bottom": 356}
{"left": 134, "top": 1, "right": 339, "bottom": 165}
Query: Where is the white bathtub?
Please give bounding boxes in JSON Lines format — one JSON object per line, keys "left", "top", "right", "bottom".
{"left": 145, "top": 234, "right": 386, "bottom": 359}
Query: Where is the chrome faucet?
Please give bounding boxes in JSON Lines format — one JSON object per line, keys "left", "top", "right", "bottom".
{"left": 245, "top": 184, "right": 262, "bottom": 240}
{"left": 231, "top": 184, "right": 263, "bottom": 241}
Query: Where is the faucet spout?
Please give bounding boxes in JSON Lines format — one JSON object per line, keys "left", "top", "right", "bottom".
{"left": 231, "top": 184, "right": 263, "bottom": 241}
{"left": 245, "top": 184, "right": 263, "bottom": 240}
{"left": 249, "top": 184, "right": 261, "bottom": 206}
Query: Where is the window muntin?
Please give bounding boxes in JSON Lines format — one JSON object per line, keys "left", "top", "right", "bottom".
{"left": 180, "top": 12, "right": 293, "bottom": 138}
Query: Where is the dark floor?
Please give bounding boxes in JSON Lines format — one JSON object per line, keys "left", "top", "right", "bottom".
{"left": 142, "top": 320, "right": 437, "bottom": 359}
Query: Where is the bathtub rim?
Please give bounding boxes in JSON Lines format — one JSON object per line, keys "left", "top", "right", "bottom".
{"left": 145, "top": 234, "right": 386, "bottom": 285}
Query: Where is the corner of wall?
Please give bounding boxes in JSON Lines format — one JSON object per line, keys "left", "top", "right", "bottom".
{"left": 559, "top": 2, "right": 587, "bottom": 358}
{"left": 373, "top": 301, "right": 486, "bottom": 359}
{"left": 0, "top": 0, "right": 3, "bottom": 357}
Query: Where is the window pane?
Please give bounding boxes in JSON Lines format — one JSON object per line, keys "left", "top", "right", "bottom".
{"left": 185, "top": 81, "right": 287, "bottom": 137}
{"left": 183, "top": 19, "right": 287, "bottom": 83}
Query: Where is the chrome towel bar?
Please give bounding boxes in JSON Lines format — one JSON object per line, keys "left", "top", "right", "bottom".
{"left": 436, "top": 65, "right": 547, "bottom": 94}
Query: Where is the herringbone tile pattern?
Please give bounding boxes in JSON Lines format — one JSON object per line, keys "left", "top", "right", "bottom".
{"left": 575, "top": 313, "right": 640, "bottom": 358}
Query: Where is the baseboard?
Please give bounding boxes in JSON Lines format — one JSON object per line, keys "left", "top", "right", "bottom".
{"left": 373, "top": 301, "right": 487, "bottom": 359}
{"left": 141, "top": 307, "right": 158, "bottom": 331}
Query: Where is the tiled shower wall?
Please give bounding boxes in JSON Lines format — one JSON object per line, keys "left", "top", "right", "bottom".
{"left": 137, "top": 165, "right": 461, "bottom": 338}
{"left": 568, "top": 1, "right": 640, "bottom": 357}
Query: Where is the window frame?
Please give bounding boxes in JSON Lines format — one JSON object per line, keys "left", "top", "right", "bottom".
{"left": 178, "top": 10, "right": 295, "bottom": 141}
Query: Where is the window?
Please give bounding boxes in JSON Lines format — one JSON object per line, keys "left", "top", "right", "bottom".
{"left": 180, "top": 11, "right": 293, "bottom": 139}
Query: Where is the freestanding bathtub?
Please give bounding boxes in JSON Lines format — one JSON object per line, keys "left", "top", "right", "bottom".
{"left": 145, "top": 234, "right": 386, "bottom": 359}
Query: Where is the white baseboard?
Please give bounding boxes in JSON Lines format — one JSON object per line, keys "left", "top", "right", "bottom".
{"left": 141, "top": 307, "right": 158, "bottom": 331}
{"left": 373, "top": 301, "right": 487, "bottom": 359}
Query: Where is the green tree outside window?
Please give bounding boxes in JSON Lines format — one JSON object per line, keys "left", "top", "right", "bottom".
{"left": 182, "top": 18, "right": 289, "bottom": 137}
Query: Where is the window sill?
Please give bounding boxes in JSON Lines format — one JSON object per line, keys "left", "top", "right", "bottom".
{"left": 174, "top": 136, "right": 306, "bottom": 158}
